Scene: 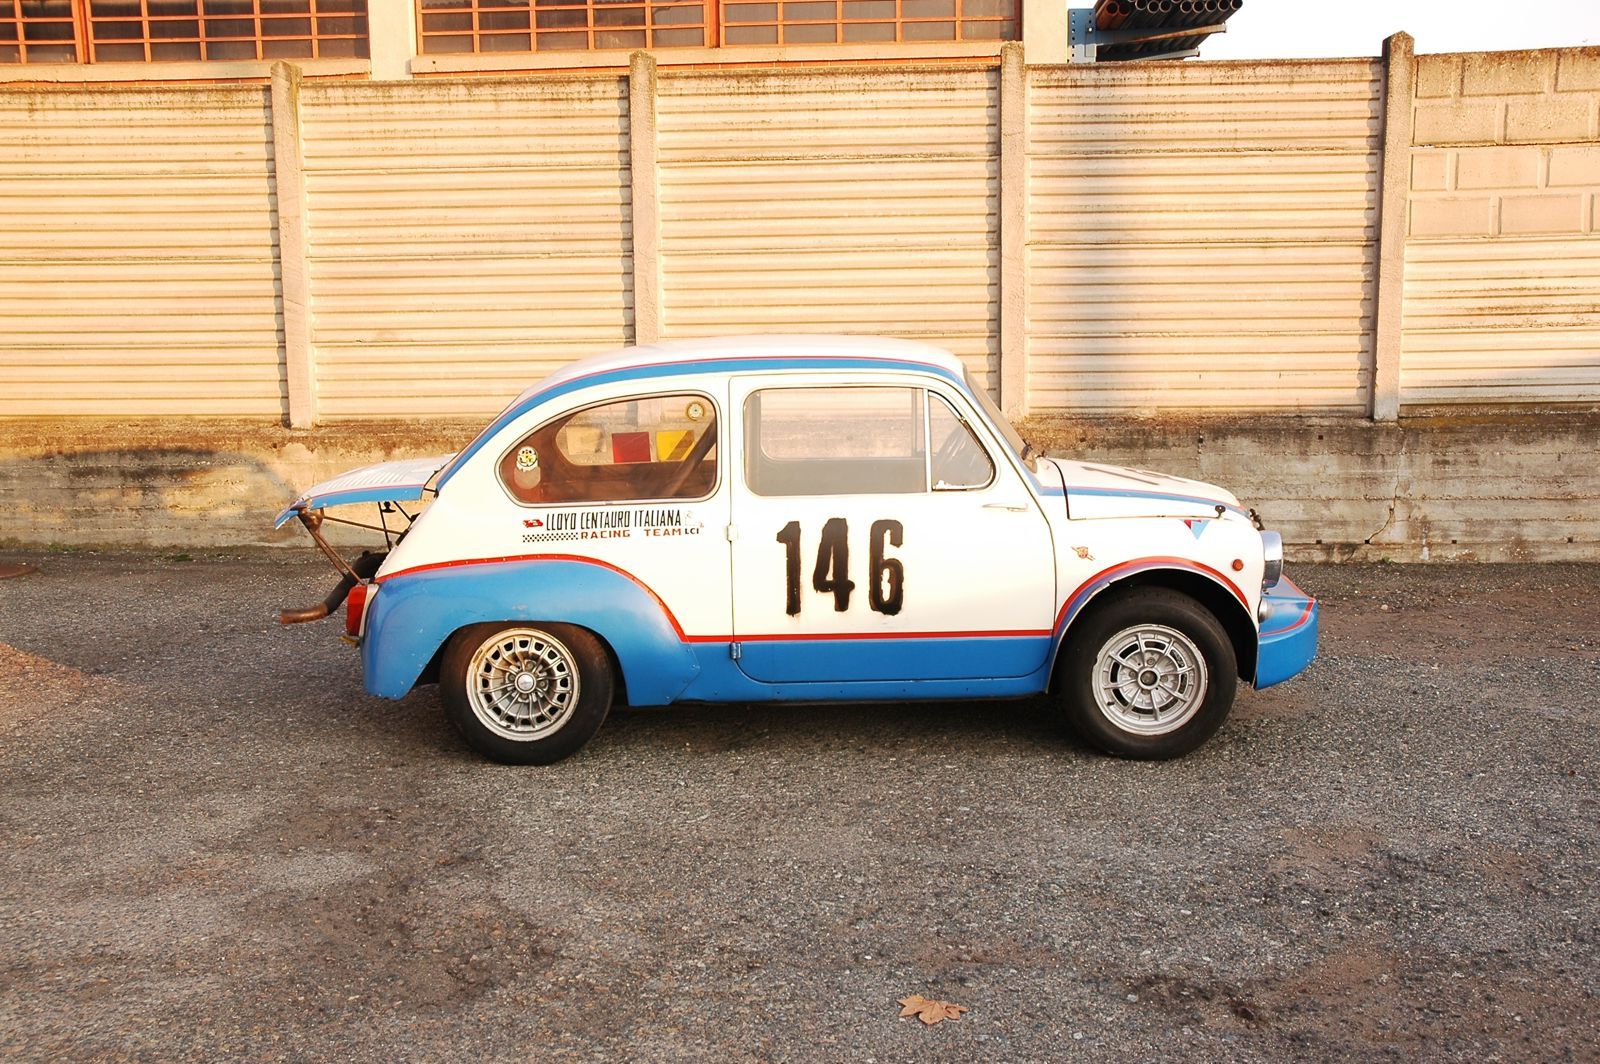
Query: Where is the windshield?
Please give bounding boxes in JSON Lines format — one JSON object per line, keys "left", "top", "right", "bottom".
{"left": 964, "top": 369, "right": 1031, "bottom": 463}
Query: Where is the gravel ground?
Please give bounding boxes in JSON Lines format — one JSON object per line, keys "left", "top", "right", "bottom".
{"left": 1, "top": 551, "right": 1597, "bottom": 1062}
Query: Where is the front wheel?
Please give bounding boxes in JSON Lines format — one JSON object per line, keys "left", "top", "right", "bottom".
{"left": 1059, "top": 588, "right": 1238, "bottom": 760}
{"left": 440, "top": 622, "right": 613, "bottom": 764}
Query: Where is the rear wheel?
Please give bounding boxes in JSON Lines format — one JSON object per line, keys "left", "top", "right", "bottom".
{"left": 440, "top": 622, "right": 613, "bottom": 764}
{"left": 1060, "top": 587, "right": 1237, "bottom": 760}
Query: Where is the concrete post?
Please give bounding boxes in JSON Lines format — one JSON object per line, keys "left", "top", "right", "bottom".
{"left": 1021, "top": 0, "right": 1069, "bottom": 64}
{"left": 270, "top": 62, "right": 316, "bottom": 429}
{"left": 998, "top": 41, "right": 1028, "bottom": 416}
{"left": 366, "top": 0, "right": 417, "bottom": 80}
{"left": 1371, "top": 31, "right": 1415, "bottom": 422}
{"left": 629, "top": 52, "right": 662, "bottom": 345}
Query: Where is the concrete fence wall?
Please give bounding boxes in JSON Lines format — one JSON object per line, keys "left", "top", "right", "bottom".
{"left": 1404, "top": 49, "right": 1600, "bottom": 406}
{"left": 5, "top": 39, "right": 1600, "bottom": 425}
{"left": 2, "top": 40, "right": 1599, "bottom": 557}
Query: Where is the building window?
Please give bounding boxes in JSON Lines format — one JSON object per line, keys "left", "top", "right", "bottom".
{"left": 418, "top": 0, "right": 708, "bottom": 55}
{"left": 416, "top": 0, "right": 1013, "bottom": 54}
{"left": 723, "top": 0, "right": 1015, "bottom": 46}
{"left": 1, "top": 0, "right": 80, "bottom": 62}
{"left": 0, "top": 0, "right": 368, "bottom": 63}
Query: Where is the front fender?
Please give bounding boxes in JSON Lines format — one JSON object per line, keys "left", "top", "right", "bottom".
{"left": 362, "top": 558, "right": 702, "bottom": 704}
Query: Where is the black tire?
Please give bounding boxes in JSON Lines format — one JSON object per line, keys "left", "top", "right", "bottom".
{"left": 1059, "top": 587, "right": 1238, "bottom": 760}
{"left": 440, "top": 622, "right": 613, "bottom": 765}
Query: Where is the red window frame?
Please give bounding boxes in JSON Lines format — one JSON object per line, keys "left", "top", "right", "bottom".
{"left": 1, "top": 0, "right": 85, "bottom": 62}
{"left": 0, "top": 0, "right": 369, "bottom": 63}
{"left": 415, "top": 0, "right": 1017, "bottom": 55}
{"left": 417, "top": 0, "right": 709, "bottom": 56}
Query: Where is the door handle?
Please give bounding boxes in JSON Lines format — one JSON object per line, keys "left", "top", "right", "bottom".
{"left": 982, "top": 503, "right": 1029, "bottom": 512}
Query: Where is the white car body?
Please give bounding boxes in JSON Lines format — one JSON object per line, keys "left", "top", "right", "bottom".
{"left": 276, "top": 335, "right": 1316, "bottom": 755}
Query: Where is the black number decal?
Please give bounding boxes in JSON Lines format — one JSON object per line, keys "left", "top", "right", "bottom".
{"left": 776, "top": 519, "right": 904, "bottom": 616}
{"left": 812, "top": 517, "right": 855, "bottom": 612}
{"left": 776, "top": 520, "right": 802, "bottom": 616}
{"left": 869, "top": 519, "right": 904, "bottom": 616}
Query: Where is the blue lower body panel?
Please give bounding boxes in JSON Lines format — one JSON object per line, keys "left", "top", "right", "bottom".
{"left": 677, "top": 647, "right": 1053, "bottom": 704}
{"left": 735, "top": 634, "right": 1053, "bottom": 684}
{"left": 1256, "top": 576, "right": 1318, "bottom": 689}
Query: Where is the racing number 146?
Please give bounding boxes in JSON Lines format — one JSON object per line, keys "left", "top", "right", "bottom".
{"left": 776, "top": 519, "right": 904, "bottom": 617}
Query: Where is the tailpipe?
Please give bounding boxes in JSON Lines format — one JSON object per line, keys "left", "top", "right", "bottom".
{"left": 278, "top": 550, "right": 386, "bottom": 625}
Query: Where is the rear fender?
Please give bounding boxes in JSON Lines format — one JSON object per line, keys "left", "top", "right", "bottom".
{"left": 362, "top": 558, "right": 701, "bottom": 703}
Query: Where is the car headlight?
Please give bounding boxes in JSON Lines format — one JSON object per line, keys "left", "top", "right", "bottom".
{"left": 1261, "top": 530, "right": 1283, "bottom": 589}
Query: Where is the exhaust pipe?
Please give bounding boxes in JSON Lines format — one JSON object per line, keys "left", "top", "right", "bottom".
{"left": 278, "top": 550, "right": 386, "bottom": 625}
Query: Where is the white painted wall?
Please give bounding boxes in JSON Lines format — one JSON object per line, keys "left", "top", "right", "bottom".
{"left": 656, "top": 67, "right": 1001, "bottom": 394}
{"left": 0, "top": 87, "right": 283, "bottom": 416}
{"left": 296, "top": 77, "right": 633, "bottom": 418}
{"left": 1, "top": 47, "right": 1597, "bottom": 421}
{"left": 1025, "top": 59, "right": 1383, "bottom": 413}
{"left": 1402, "top": 49, "right": 1600, "bottom": 406}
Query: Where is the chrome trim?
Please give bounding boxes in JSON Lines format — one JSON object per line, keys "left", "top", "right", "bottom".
{"left": 1261, "top": 530, "right": 1283, "bottom": 589}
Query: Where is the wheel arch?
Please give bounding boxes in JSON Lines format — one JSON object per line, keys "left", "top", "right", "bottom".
{"left": 417, "top": 621, "right": 633, "bottom": 708}
{"left": 1051, "top": 564, "right": 1258, "bottom": 689}
{"left": 361, "top": 557, "right": 698, "bottom": 704}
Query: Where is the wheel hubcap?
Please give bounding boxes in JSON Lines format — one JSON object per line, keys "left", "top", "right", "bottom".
{"left": 1091, "top": 624, "right": 1208, "bottom": 737}
{"left": 465, "top": 628, "right": 580, "bottom": 742}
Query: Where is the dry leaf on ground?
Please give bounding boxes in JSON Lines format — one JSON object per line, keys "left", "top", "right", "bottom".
{"left": 898, "top": 995, "right": 968, "bottom": 1025}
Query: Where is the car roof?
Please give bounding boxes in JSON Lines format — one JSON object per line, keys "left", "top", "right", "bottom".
{"left": 435, "top": 335, "right": 975, "bottom": 492}
{"left": 512, "top": 335, "right": 968, "bottom": 403}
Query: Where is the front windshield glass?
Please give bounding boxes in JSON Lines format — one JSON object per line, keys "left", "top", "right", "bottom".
{"left": 963, "top": 369, "right": 1030, "bottom": 463}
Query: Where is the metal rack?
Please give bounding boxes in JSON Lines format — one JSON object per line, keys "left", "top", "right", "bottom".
{"left": 1069, "top": 0, "right": 1242, "bottom": 63}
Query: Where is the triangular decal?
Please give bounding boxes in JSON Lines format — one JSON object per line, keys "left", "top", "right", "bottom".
{"left": 1184, "top": 518, "right": 1210, "bottom": 539}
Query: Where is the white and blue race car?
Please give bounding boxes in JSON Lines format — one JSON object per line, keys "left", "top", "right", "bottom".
{"left": 276, "top": 335, "right": 1317, "bottom": 764}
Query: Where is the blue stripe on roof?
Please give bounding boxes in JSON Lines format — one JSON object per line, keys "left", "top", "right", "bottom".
{"left": 435, "top": 355, "right": 966, "bottom": 491}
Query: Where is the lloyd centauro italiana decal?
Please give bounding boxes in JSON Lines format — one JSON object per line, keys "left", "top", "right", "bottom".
{"left": 521, "top": 507, "right": 704, "bottom": 544}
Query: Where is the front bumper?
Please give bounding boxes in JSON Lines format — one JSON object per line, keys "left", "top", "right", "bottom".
{"left": 1255, "top": 575, "right": 1318, "bottom": 689}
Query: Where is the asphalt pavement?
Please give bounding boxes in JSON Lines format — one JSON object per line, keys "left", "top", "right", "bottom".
{"left": 1, "top": 551, "right": 1597, "bottom": 1061}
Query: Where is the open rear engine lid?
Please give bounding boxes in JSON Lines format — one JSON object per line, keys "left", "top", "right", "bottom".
{"left": 272, "top": 455, "right": 453, "bottom": 529}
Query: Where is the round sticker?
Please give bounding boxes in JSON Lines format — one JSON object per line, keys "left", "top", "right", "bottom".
{"left": 515, "top": 446, "right": 539, "bottom": 472}
{"left": 685, "top": 400, "right": 706, "bottom": 422}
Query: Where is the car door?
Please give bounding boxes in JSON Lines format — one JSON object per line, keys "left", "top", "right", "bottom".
{"left": 727, "top": 373, "right": 1056, "bottom": 684}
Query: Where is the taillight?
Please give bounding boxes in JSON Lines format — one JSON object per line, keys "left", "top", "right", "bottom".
{"left": 346, "top": 582, "right": 370, "bottom": 638}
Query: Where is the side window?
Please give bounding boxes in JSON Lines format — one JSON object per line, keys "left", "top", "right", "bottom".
{"left": 499, "top": 393, "right": 717, "bottom": 505}
{"left": 745, "top": 386, "right": 925, "bottom": 496}
{"left": 929, "top": 393, "right": 995, "bottom": 490}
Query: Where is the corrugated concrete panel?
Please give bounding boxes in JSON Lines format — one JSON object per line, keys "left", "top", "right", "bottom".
{"left": 1025, "top": 60, "right": 1383, "bottom": 413}
{"left": 655, "top": 68, "right": 1000, "bottom": 394}
{"left": 0, "top": 87, "right": 283, "bottom": 417}
{"left": 1401, "top": 238, "right": 1600, "bottom": 404}
{"left": 298, "top": 78, "right": 632, "bottom": 419}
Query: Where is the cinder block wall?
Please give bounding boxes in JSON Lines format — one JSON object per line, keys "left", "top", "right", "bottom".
{"left": 1404, "top": 49, "right": 1600, "bottom": 405}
